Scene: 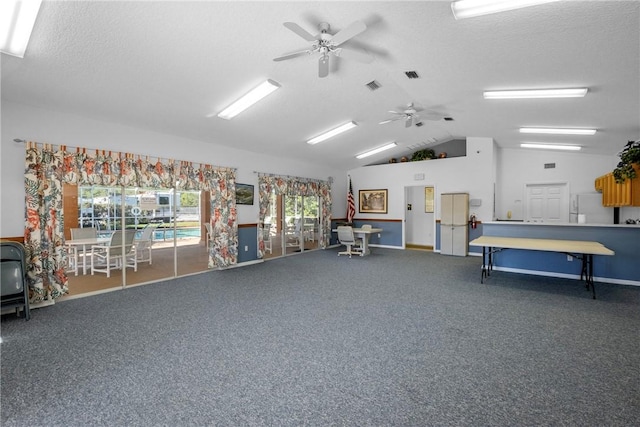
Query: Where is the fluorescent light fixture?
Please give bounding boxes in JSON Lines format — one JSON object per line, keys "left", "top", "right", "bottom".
{"left": 451, "top": 0, "right": 559, "bottom": 20}
{"left": 356, "top": 142, "right": 398, "bottom": 159}
{"left": 217, "top": 79, "right": 281, "bottom": 120}
{"left": 307, "top": 121, "right": 358, "bottom": 145}
{"left": 484, "top": 88, "right": 588, "bottom": 99}
{"left": 520, "top": 127, "right": 596, "bottom": 135}
{"left": 0, "top": 0, "right": 42, "bottom": 58}
{"left": 521, "top": 143, "right": 581, "bottom": 151}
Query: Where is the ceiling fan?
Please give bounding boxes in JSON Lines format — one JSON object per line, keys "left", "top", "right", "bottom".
{"left": 379, "top": 103, "right": 445, "bottom": 128}
{"left": 273, "top": 20, "right": 373, "bottom": 78}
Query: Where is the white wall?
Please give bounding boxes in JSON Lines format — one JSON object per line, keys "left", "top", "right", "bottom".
{"left": 496, "top": 148, "right": 618, "bottom": 221}
{"left": 347, "top": 137, "right": 496, "bottom": 238}
{"left": 0, "top": 100, "right": 345, "bottom": 236}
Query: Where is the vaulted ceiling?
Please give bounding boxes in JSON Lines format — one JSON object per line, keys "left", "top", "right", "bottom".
{"left": 2, "top": 1, "right": 639, "bottom": 170}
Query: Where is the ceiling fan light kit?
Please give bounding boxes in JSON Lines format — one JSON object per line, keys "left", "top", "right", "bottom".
{"left": 274, "top": 20, "right": 372, "bottom": 78}
{"left": 484, "top": 88, "right": 588, "bottom": 99}
{"left": 356, "top": 142, "right": 398, "bottom": 159}
{"left": 521, "top": 143, "right": 582, "bottom": 151}
{"left": 307, "top": 121, "right": 358, "bottom": 145}
{"left": 519, "top": 127, "right": 597, "bottom": 135}
{"left": 451, "top": 0, "right": 559, "bottom": 20}
{"left": 217, "top": 79, "right": 281, "bottom": 120}
{"left": 379, "top": 102, "right": 444, "bottom": 128}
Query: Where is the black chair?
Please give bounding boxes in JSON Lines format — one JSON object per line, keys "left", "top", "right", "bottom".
{"left": 1, "top": 241, "right": 30, "bottom": 320}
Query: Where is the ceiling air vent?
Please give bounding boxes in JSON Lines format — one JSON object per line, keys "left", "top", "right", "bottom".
{"left": 415, "top": 121, "right": 424, "bottom": 127}
{"left": 404, "top": 71, "right": 420, "bottom": 79}
{"left": 365, "top": 80, "right": 381, "bottom": 91}
{"left": 544, "top": 163, "right": 556, "bottom": 169}
{"left": 443, "top": 117, "right": 454, "bottom": 121}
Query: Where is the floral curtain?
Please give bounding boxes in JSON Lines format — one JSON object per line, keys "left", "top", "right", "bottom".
{"left": 24, "top": 143, "right": 237, "bottom": 302}
{"left": 257, "top": 174, "right": 332, "bottom": 259}
{"left": 204, "top": 167, "right": 237, "bottom": 268}
{"left": 24, "top": 143, "right": 68, "bottom": 302}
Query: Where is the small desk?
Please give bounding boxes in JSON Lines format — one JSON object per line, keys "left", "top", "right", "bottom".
{"left": 66, "top": 237, "right": 110, "bottom": 275}
{"left": 333, "top": 228, "right": 383, "bottom": 256}
{"left": 469, "top": 235, "right": 614, "bottom": 299}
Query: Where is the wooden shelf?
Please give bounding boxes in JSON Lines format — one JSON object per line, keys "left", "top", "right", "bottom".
{"left": 595, "top": 165, "right": 640, "bottom": 207}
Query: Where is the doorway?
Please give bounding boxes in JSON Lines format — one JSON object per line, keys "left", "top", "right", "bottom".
{"left": 404, "top": 185, "right": 436, "bottom": 250}
{"left": 263, "top": 192, "right": 320, "bottom": 259}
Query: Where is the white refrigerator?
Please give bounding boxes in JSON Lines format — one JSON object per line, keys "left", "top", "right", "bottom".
{"left": 441, "top": 193, "right": 469, "bottom": 256}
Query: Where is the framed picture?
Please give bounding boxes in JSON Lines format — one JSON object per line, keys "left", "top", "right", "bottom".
{"left": 235, "top": 183, "right": 254, "bottom": 205}
{"left": 359, "top": 189, "right": 388, "bottom": 214}
{"left": 425, "top": 186, "right": 434, "bottom": 213}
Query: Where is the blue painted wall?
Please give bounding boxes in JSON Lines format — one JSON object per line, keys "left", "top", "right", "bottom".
{"left": 237, "top": 225, "right": 258, "bottom": 263}
{"left": 481, "top": 223, "right": 640, "bottom": 283}
{"left": 330, "top": 219, "right": 403, "bottom": 247}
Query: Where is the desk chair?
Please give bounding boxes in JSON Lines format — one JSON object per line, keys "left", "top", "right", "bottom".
{"left": 337, "top": 226, "right": 362, "bottom": 258}
{"left": 355, "top": 224, "right": 372, "bottom": 250}
{"left": 91, "top": 230, "right": 137, "bottom": 277}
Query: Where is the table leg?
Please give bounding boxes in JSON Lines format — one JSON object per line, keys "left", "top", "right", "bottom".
{"left": 361, "top": 235, "right": 370, "bottom": 256}
{"left": 586, "top": 254, "right": 596, "bottom": 299}
{"left": 480, "top": 246, "right": 485, "bottom": 283}
{"left": 81, "top": 244, "right": 88, "bottom": 275}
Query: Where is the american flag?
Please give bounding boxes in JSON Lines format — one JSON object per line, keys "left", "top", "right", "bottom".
{"left": 347, "top": 177, "right": 355, "bottom": 223}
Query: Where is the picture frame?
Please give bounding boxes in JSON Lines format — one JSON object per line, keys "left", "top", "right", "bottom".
{"left": 235, "top": 183, "right": 254, "bottom": 205}
{"left": 359, "top": 189, "right": 388, "bottom": 214}
{"left": 424, "top": 186, "right": 434, "bottom": 213}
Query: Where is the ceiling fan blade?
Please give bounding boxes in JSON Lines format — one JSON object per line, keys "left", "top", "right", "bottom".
{"left": 379, "top": 116, "right": 404, "bottom": 124}
{"left": 273, "top": 49, "right": 312, "bottom": 62}
{"left": 330, "top": 20, "right": 367, "bottom": 46}
{"left": 334, "top": 47, "right": 373, "bottom": 63}
{"left": 283, "top": 22, "right": 317, "bottom": 42}
{"left": 318, "top": 55, "right": 329, "bottom": 78}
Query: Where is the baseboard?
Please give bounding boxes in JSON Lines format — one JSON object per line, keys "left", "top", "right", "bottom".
{"left": 221, "top": 259, "right": 264, "bottom": 269}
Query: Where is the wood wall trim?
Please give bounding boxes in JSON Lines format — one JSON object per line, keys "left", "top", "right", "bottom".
{"left": 238, "top": 223, "right": 258, "bottom": 228}
{"left": 406, "top": 244, "right": 434, "bottom": 251}
{"left": 1, "top": 237, "right": 24, "bottom": 243}
{"left": 333, "top": 218, "right": 403, "bottom": 223}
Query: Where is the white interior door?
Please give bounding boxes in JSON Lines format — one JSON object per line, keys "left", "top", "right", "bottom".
{"left": 525, "top": 183, "right": 569, "bottom": 223}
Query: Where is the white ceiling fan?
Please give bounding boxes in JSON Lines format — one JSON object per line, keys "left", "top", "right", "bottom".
{"left": 379, "top": 103, "right": 446, "bottom": 128}
{"left": 273, "top": 20, "right": 373, "bottom": 78}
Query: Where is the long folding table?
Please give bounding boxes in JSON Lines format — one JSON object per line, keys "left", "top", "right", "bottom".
{"left": 469, "top": 235, "right": 614, "bottom": 299}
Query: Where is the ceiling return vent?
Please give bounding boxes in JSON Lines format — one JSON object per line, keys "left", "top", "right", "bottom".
{"left": 404, "top": 71, "right": 420, "bottom": 79}
{"left": 365, "top": 80, "right": 381, "bottom": 91}
{"left": 544, "top": 163, "right": 556, "bottom": 169}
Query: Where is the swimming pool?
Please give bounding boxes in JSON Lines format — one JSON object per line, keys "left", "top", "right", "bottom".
{"left": 153, "top": 227, "right": 201, "bottom": 240}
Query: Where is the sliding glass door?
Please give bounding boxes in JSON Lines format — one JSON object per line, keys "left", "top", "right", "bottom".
{"left": 262, "top": 192, "right": 320, "bottom": 259}
{"left": 63, "top": 184, "right": 209, "bottom": 297}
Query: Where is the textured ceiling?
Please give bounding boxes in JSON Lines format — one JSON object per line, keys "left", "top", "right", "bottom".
{"left": 2, "top": 1, "right": 639, "bottom": 170}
